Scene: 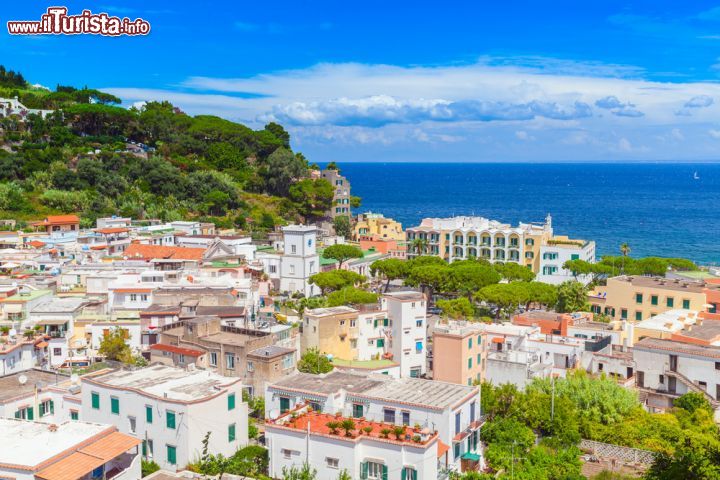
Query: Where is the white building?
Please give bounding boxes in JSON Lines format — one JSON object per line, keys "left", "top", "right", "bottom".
{"left": 0, "top": 418, "right": 140, "bottom": 480}
{"left": 265, "top": 371, "right": 482, "bottom": 474}
{"left": 482, "top": 323, "right": 553, "bottom": 389}
{"left": 536, "top": 239, "right": 596, "bottom": 285}
{"left": 383, "top": 291, "right": 427, "bottom": 378}
{"left": 262, "top": 225, "right": 319, "bottom": 297}
{"left": 0, "top": 369, "right": 80, "bottom": 423}
{"left": 0, "top": 336, "right": 44, "bottom": 375}
{"left": 633, "top": 337, "right": 720, "bottom": 421}
{"left": 266, "top": 404, "right": 441, "bottom": 480}
{"left": 81, "top": 364, "right": 249, "bottom": 471}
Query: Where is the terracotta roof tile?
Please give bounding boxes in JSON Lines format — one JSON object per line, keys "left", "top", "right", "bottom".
{"left": 150, "top": 344, "right": 205, "bottom": 357}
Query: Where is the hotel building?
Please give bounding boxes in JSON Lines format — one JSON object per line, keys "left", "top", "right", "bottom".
{"left": 406, "top": 215, "right": 594, "bottom": 281}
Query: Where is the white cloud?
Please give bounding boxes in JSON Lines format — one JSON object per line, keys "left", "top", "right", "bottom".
{"left": 102, "top": 58, "right": 720, "bottom": 161}
{"left": 709, "top": 129, "right": 720, "bottom": 139}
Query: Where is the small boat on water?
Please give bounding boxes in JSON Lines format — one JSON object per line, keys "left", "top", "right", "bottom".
{"left": 693, "top": 171, "right": 700, "bottom": 180}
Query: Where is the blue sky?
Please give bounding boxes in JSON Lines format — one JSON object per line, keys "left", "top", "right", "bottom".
{"left": 3, "top": 1, "right": 720, "bottom": 162}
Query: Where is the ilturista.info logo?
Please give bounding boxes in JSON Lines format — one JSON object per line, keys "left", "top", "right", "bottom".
{"left": 7, "top": 6, "right": 151, "bottom": 36}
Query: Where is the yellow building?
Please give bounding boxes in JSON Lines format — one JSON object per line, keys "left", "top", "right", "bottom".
{"left": 588, "top": 276, "right": 719, "bottom": 322}
{"left": 406, "top": 215, "right": 555, "bottom": 272}
{"left": 353, "top": 212, "right": 404, "bottom": 241}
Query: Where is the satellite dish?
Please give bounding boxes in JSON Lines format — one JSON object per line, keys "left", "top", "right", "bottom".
{"left": 70, "top": 374, "right": 80, "bottom": 385}
{"left": 269, "top": 409, "right": 280, "bottom": 420}
{"left": 18, "top": 375, "right": 27, "bottom": 385}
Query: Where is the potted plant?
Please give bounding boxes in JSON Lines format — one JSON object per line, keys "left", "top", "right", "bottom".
{"left": 362, "top": 426, "right": 373, "bottom": 435}
{"left": 392, "top": 426, "right": 405, "bottom": 440}
{"left": 412, "top": 435, "right": 422, "bottom": 443}
{"left": 326, "top": 421, "right": 341, "bottom": 435}
{"left": 380, "top": 428, "right": 392, "bottom": 439}
{"left": 340, "top": 418, "right": 356, "bottom": 437}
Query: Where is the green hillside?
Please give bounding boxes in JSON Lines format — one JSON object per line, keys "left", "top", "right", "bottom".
{"left": 0, "top": 66, "right": 335, "bottom": 231}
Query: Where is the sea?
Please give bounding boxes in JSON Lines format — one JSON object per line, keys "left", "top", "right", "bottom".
{"left": 332, "top": 163, "right": 720, "bottom": 264}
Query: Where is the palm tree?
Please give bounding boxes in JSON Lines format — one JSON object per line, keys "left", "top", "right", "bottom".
{"left": 412, "top": 238, "right": 428, "bottom": 255}
{"left": 620, "top": 242, "right": 631, "bottom": 273}
{"left": 340, "top": 418, "right": 356, "bottom": 437}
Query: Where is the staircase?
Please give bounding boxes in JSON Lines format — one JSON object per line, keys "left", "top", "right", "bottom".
{"left": 665, "top": 370, "right": 720, "bottom": 408}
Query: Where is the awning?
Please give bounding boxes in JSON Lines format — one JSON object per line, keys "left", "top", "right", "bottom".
{"left": 35, "top": 341, "right": 48, "bottom": 349}
{"left": 35, "top": 319, "right": 68, "bottom": 326}
{"left": 461, "top": 452, "right": 481, "bottom": 462}
{"left": 491, "top": 337, "right": 505, "bottom": 344}
{"left": 437, "top": 440, "right": 450, "bottom": 458}
{"left": 79, "top": 432, "right": 141, "bottom": 460}
{"left": 35, "top": 452, "right": 107, "bottom": 480}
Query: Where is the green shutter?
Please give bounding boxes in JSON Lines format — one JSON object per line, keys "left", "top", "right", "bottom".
{"left": 228, "top": 423, "right": 236, "bottom": 442}
{"left": 280, "top": 397, "right": 290, "bottom": 413}
{"left": 228, "top": 393, "right": 236, "bottom": 411}
{"left": 27, "top": 407, "right": 34, "bottom": 420}
{"left": 468, "top": 338, "right": 472, "bottom": 349}
{"left": 360, "top": 462, "right": 368, "bottom": 480}
{"left": 91, "top": 392, "right": 100, "bottom": 409}
{"left": 401, "top": 468, "right": 407, "bottom": 480}
{"left": 383, "top": 318, "right": 389, "bottom": 326}
{"left": 146, "top": 406, "right": 153, "bottom": 423}
{"left": 111, "top": 397, "right": 119, "bottom": 415}
{"left": 49, "top": 400, "right": 54, "bottom": 414}
{"left": 71, "top": 411, "right": 79, "bottom": 421}
{"left": 467, "top": 357, "right": 472, "bottom": 369}
{"left": 381, "top": 464, "right": 388, "bottom": 480}
{"left": 39, "top": 403, "right": 45, "bottom": 417}
{"left": 683, "top": 299, "right": 690, "bottom": 309}
{"left": 373, "top": 319, "right": 378, "bottom": 328}
{"left": 166, "top": 411, "right": 176, "bottom": 429}
{"left": 376, "top": 339, "right": 384, "bottom": 348}
{"left": 167, "top": 445, "right": 177, "bottom": 465}
{"left": 667, "top": 297, "right": 674, "bottom": 307}
{"left": 14, "top": 410, "right": 20, "bottom": 419}
{"left": 411, "top": 470, "right": 417, "bottom": 480}
{"left": 142, "top": 440, "right": 147, "bottom": 457}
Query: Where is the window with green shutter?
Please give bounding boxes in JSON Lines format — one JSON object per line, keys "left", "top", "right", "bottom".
{"left": 27, "top": 407, "right": 34, "bottom": 420}
{"left": 376, "top": 338, "right": 384, "bottom": 348}
{"left": 651, "top": 295, "right": 658, "bottom": 306}
{"left": 381, "top": 464, "right": 388, "bottom": 480}
{"left": 635, "top": 293, "right": 643, "bottom": 304}
{"left": 666, "top": 297, "right": 673, "bottom": 307}
{"left": 228, "top": 423, "right": 236, "bottom": 442}
{"left": 683, "top": 299, "right": 690, "bottom": 309}
{"left": 166, "top": 445, "right": 177, "bottom": 465}
{"left": 468, "top": 338, "right": 472, "bottom": 349}
{"left": 635, "top": 311, "right": 642, "bottom": 321}
{"left": 360, "top": 462, "right": 368, "bottom": 479}
{"left": 477, "top": 335, "right": 481, "bottom": 345}
{"left": 228, "top": 393, "right": 236, "bottom": 411}
{"left": 477, "top": 353, "right": 481, "bottom": 365}
{"left": 91, "top": 392, "right": 100, "bottom": 410}
{"left": 111, "top": 397, "right": 120, "bottom": 415}
{"left": 146, "top": 405, "right": 153, "bottom": 423}
{"left": 279, "top": 397, "right": 290, "bottom": 413}
{"left": 71, "top": 411, "right": 78, "bottom": 421}
{"left": 467, "top": 357, "right": 472, "bottom": 369}
{"left": 621, "top": 309, "right": 627, "bottom": 319}
{"left": 352, "top": 403, "right": 363, "bottom": 418}
{"left": 142, "top": 440, "right": 147, "bottom": 457}
{"left": 166, "top": 411, "right": 176, "bottom": 429}
{"left": 383, "top": 318, "right": 389, "bottom": 327}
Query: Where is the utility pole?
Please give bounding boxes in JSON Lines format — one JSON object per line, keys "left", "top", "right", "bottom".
{"left": 551, "top": 375, "right": 555, "bottom": 423}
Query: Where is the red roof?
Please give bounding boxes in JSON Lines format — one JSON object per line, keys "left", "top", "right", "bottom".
{"left": 32, "top": 215, "right": 80, "bottom": 226}
{"left": 28, "top": 240, "right": 46, "bottom": 248}
{"left": 150, "top": 343, "right": 204, "bottom": 357}
{"left": 437, "top": 440, "right": 450, "bottom": 458}
{"left": 112, "top": 287, "right": 152, "bottom": 293}
{"left": 124, "top": 243, "right": 206, "bottom": 261}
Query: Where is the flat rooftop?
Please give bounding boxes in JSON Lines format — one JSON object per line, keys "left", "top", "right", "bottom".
{"left": 271, "top": 371, "right": 476, "bottom": 409}
{"left": 383, "top": 290, "right": 424, "bottom": 301}
{"left": 0, "top": 369, "right": 68, "bottom": 403}
{"left": 31, "top": 297, "right": 90, "bottom": 313}
{"left": 305, "top": 306, "right": 357, "bottom": 317}
{"left": 0, "top": 418, "right": 110, "bottom": 467}
{"left": 611, "top": 275, "right": 718, "bottom": 293}
{"left": 634, "top": 337, "right": 720, "bottom": 360}
{"left": 248, "top": 345, "right": 295, "bottom": 359}
{"left": 84, "top": 364, "right": 238, "bottom": 402}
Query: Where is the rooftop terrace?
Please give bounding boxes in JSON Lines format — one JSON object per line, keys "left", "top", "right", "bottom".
{"left": 84, "top": 364, "right": 239, "bottom": 402}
